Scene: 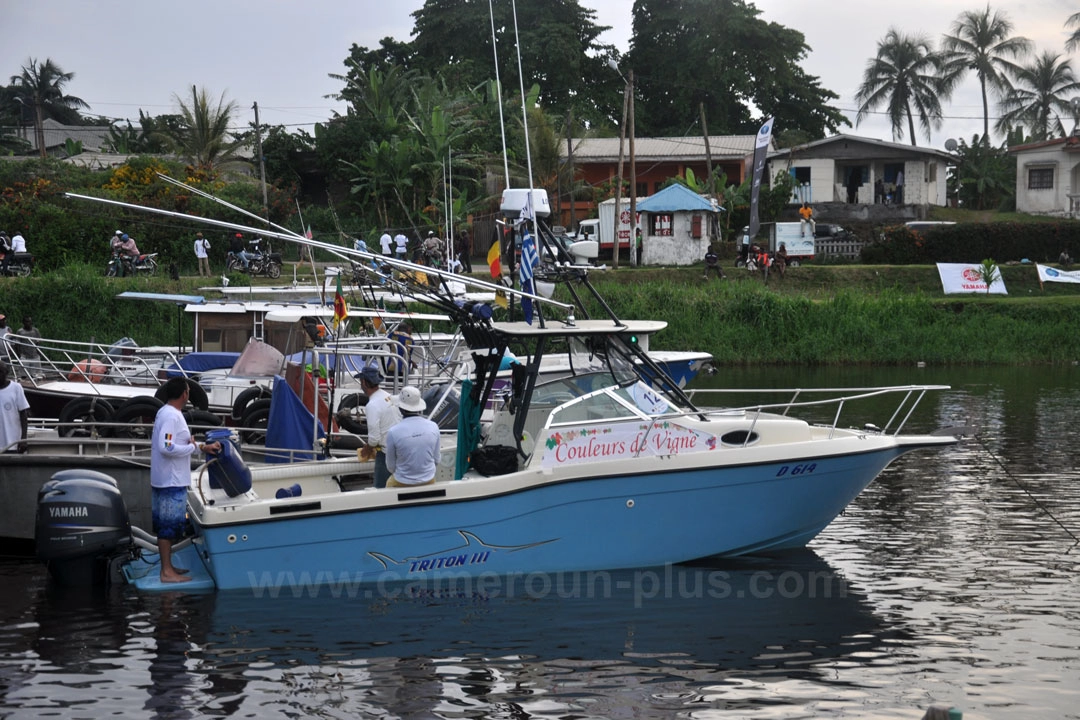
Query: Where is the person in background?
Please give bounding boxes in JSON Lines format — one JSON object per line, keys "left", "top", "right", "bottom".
{"left": 10, "top": 231, "right": 26, "bottom": 253}
{"left": 384, "top": 385, "right": 441, "bottom": 488}
{"left": 0, "top": 232, "right": 9, "bottom": 273}
{"left": 150, "top": 377, "right": 221, "bottom": 583}
{"left": 457, "top": 228, "right": 472, "bottom": 272}
{"left": 228, "top": 233, "right": 250, "bottom": 270}
{"left": 11, "top": 316, "right": 42, "bottom": 366}
{"left": 356, "top": 366, "right": 401, "bottom": 489}
{"left": 194, "top": 232, "right": 211, "bottom": 277}
{"left": 703, "top": 245, "right": 725, "bottom": 280}
{"left": 0, "top": 361, "right": 29, "bottom": 454}
{"left": 119, "top": 233, "right": 139, "bottom": 257}
{"left": 353, "top": 236, "right": 368, "bottom": 254}
{"left": 109, "top": 229, "right": 123, "bottom": 250}
{"left": 895, "top": 169, "right": 904, "bottom": 204}
{"left": 874, "top": 178, "right": 885, "bottom": 205}
{"left": 846, "top": 168, "right": 861, "bottom": 204}
{"left": 774, "top": 243, "right": 789, "bottom": 279}
{"left": 380, "top": 229, "right": 393, "bottom": 257}
{"left": 393, "top": 231, "right": 408, "bottom": 261}
{"left": 386, "top": 322, "right": 415, "bottom": 376}
{"left": 798, "top": 202, "right": 816, "bottom": 237}
{"left": 635, "top": 227, "right": 643, "bottom": 266}
{"left": 1059, "top": 248, "right": 1072, "bottom": 268}
{"left": 0, "top": 314, "right": 8, "bottom": 342}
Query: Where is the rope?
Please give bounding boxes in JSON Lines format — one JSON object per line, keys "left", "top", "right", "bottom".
{"left": 976, "top": 433, "right": 1079, "bottom": 552}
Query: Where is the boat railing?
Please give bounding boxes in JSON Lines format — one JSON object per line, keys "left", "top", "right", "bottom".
{"left": 2, "top": 335, "right": 187, "bottom": 389}
{"left": 542, "top": 383, "right": 950, "bottom": 445}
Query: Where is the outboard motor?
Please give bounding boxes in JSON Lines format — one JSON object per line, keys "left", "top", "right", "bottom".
{"left": 36, "top": 470, "right": 131, "bottom": 586}
{"left": 204, "top": 428, "right": 252, "bottom": 497}
{"left": 422, "top": 384, "right": 460, "bottom": 430}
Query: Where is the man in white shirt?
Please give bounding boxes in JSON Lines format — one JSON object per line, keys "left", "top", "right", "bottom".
{"left": 150, "top": 377, "right": 221, "bottom": 582}
{"left": 0, "top": 361, "right": 29, "bottom": 454}
{"left": 357, "top": 366, "right": 401, "bottom": 488}
{"left": 379, "top": 230, "right": 393, "bottom": 256}
{"left": 385, "top": 385, "right": 440, "bottom": 488}
{"left": 193, "top": 232, "right": 211, "bottom": 277}
{"left": 393, "top": 232, "right": 408, "bottom": 261}
{"left": 10, "top": 232, "right": 26, "bottom": 253}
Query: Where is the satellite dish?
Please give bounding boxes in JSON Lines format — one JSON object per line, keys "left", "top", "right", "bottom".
{"left": 944, "top": 138, "right": 958, "bottom": 151}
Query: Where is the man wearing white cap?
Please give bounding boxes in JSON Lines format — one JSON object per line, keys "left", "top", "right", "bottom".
{"left": 357, "top": 366, "right": 400, "bottom": 488}
{"left": 384, "top": 386, "right": 440, "bottom": 487}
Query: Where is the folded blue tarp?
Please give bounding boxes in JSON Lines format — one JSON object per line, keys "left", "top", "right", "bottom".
{"left": 165, "top": 352, "right": 241, "bottom": 376}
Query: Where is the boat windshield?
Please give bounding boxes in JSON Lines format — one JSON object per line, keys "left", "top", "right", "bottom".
{"left": 566, "top": 334, "right": 638, "bottom": 387}
{"left": 545, "top": 379, "right": 675, "bottom": 428}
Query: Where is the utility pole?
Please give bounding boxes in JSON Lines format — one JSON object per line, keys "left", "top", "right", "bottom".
{"left": 612, "top": 81, "right": 629, "bottom": 270}
{"left": 252, "top": 101, "right": 269, "bottom": 222}
{"left": 565, "top": 108, "right": 575, "bottom": 232}
{"left": 628, "top": 69, "right": 637, "bottom": 267}
{"left": 700, "top": 102, "right": 713, "bottom": 193}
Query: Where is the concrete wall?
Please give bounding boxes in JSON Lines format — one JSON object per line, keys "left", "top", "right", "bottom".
{"left": 1014, "top": 145, "right": 1079, "bottom": 216}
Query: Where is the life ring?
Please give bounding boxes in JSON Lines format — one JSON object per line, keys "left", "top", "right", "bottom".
{"left": 68, "top": 359, "right": 108, "bottom": 383}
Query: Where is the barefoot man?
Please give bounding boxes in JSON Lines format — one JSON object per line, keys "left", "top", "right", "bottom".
{"left": 150, "top": 377, "right": 220, "bottom": 583}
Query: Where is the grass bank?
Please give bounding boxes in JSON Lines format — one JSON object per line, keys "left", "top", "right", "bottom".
{"left": 3, "top": 263, "right": 1078, "bottom": 365}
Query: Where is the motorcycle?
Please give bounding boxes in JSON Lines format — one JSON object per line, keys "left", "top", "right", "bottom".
{"left": 226, "top": 240, "right": 282, "bottom": 279}
{"left": 105, "top": 250, "right": 158, "bottom": 277}
{"left": 0, "top": 252, "right": 33, "bottom": 277}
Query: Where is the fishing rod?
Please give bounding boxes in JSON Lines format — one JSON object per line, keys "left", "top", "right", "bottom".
{"left": 64, "top": 192, "right": 573, "bottom": 313}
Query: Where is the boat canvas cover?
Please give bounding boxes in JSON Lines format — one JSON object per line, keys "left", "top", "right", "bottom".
{"left": 165, "top": 352, "right": 241, "bottom": 376}
{"left": 230, "top": 338, "right": 286, "bottom": 377}
{"left": 265, "top": 375, "right": 325, "bottom": 463}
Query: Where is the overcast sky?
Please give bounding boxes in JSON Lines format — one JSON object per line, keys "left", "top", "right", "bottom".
{"left": 3, "top": 0, "right": 1078, "bottom": 150}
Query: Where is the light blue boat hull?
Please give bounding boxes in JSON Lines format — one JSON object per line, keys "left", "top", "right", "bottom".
{"left": 175, "top": 446, "right": 909, "bottom": 593}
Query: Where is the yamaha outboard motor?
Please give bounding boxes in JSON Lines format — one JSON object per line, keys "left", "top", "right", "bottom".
{"left": 36, "top": 470, "right": 132, "bottom": 586}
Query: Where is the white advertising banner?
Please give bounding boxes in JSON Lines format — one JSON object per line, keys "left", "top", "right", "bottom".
{"left": 936, "top": 263, "right": 1008, "bottom": 294}
{"left": 1036, "top": 264, "right": 1080, "bottom": 284}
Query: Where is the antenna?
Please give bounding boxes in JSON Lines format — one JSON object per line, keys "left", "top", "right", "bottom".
{"left": 944, "top": 138, "right": 958, "bottom": 152}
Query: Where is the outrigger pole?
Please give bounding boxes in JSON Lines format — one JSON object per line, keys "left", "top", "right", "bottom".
{"left": 64, "top": 192, "right": 574, "bottom": 316}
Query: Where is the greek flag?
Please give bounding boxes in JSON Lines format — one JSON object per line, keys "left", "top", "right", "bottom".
{"left": 519, "top": 231, "right": 539, "bottom": 324}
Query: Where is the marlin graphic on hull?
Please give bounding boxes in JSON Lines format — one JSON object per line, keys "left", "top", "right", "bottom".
{"left": 368, "top": 530, "right": 559, "bottom": 572}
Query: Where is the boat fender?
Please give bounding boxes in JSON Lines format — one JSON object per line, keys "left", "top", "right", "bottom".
{"left": 275, "top": 483, "right": 302, "bottom": 499}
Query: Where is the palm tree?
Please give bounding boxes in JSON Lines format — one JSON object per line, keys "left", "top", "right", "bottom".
{"left": 855, "top": 29, "right": 952, "bottom": 146}
{"left": 1066, "top": 12, "right": 1080, "bottom": 53}
{"left": 169, "top": 86, "right": 246, "bottom": 176}
{"left": 9, "top": 58, "right": 89, "bottom": 160}
{"left": 940, "top": 6, "right": 1031, "bottom": 143}
{"left": 996, "top": 52, "right": 1080, "bottom": 141}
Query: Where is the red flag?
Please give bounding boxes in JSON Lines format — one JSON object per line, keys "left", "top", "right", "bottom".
{"left": 332, "top": 273, "right": 348, "bottom": 330}
{"left": 487, "top": 239, "right": 502, "bottom": 278}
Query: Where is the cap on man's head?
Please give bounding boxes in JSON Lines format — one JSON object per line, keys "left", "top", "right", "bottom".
{"left": 360, "top": 366, "right": 383, "bottom": 385}
{"left": 115, "top": 230, "right": 122, "bottom": 235}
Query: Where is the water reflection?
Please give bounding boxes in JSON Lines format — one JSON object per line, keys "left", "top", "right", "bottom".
{"left": 2, "top": 366, "right": 1079, "bottom": 718}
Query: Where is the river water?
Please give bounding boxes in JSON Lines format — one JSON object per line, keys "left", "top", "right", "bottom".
{"left": 1, "top": 366, "right": 1078, "bottom": 719}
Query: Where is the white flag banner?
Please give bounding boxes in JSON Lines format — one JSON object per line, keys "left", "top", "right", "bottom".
{"left": 1036, "top": 264, "right": 1080, "bottom": 284}
{"left": 936, "top": 263, "right": 1008, "bottom": 294}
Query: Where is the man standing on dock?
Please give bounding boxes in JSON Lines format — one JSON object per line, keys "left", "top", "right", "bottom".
{"left": 150, "top": 378, "right": 220, "bottom": 583}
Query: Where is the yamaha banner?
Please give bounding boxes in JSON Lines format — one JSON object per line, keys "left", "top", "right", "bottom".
{"left": 747, "top": 117, "right": 774, "bottom": 241}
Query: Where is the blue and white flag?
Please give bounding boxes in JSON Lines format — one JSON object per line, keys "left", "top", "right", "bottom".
{"left": 519, "top": 231, "right": 539, "bottom": 324}
{"left": 522, "top": 190, "right": 535, "bottom": 222}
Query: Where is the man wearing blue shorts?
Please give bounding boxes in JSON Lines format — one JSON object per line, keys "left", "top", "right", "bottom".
{"left": 150, "top": 377, "right": 220, "bottom": 583}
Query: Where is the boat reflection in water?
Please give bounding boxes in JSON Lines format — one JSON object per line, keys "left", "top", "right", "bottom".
{"left": 124, "top": 551, "right": 880, "bottom": 716}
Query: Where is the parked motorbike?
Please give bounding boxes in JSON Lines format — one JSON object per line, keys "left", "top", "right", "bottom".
{"left": 0, "top": 252, "right": 33, "bottom": 277}
{"left": 105, "top": 251, "right": 158, "bottom": 277}
{"left": 226, "top": 240, "right": 282, "bottom": 279}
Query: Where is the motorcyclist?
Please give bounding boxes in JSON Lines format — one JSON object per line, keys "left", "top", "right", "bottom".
{"left": 110, "top": 230, "right": 124, "bottom": 252}
{"left": 229, "top": 233, "right": 250, "bottom": 270}
{"left": 119, "top": 233, "right": 140, "bottom": 257}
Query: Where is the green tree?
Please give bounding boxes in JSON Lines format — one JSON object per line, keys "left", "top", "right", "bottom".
{"left": 855, "top": 29, "right": 951, "bottom": 145}
{"left": 409, "top": 0, "right": 616, "bottom": 127}
{"left": 627, "top": 0, "right": 847, "bottom": 138}
{"left": 995, "top": 51, "right": 1080, "bottom": 141}
{"left": 1067, "top": 12, "right": 1080, "bottom": 53}
{"left": 946, "top": 135, "right": 1015, "bottom": 210}
{"left": 9, "top": 58, "right": 89, "bottom": 160}
{"left": 940, "top": 6, "right": 1030, "bottom": 143}
{"left": 168, "top": 86, "right": 248, "bottom": 177}
{"left": 976, "top": 258, "right": 1000, "bottom": 294}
